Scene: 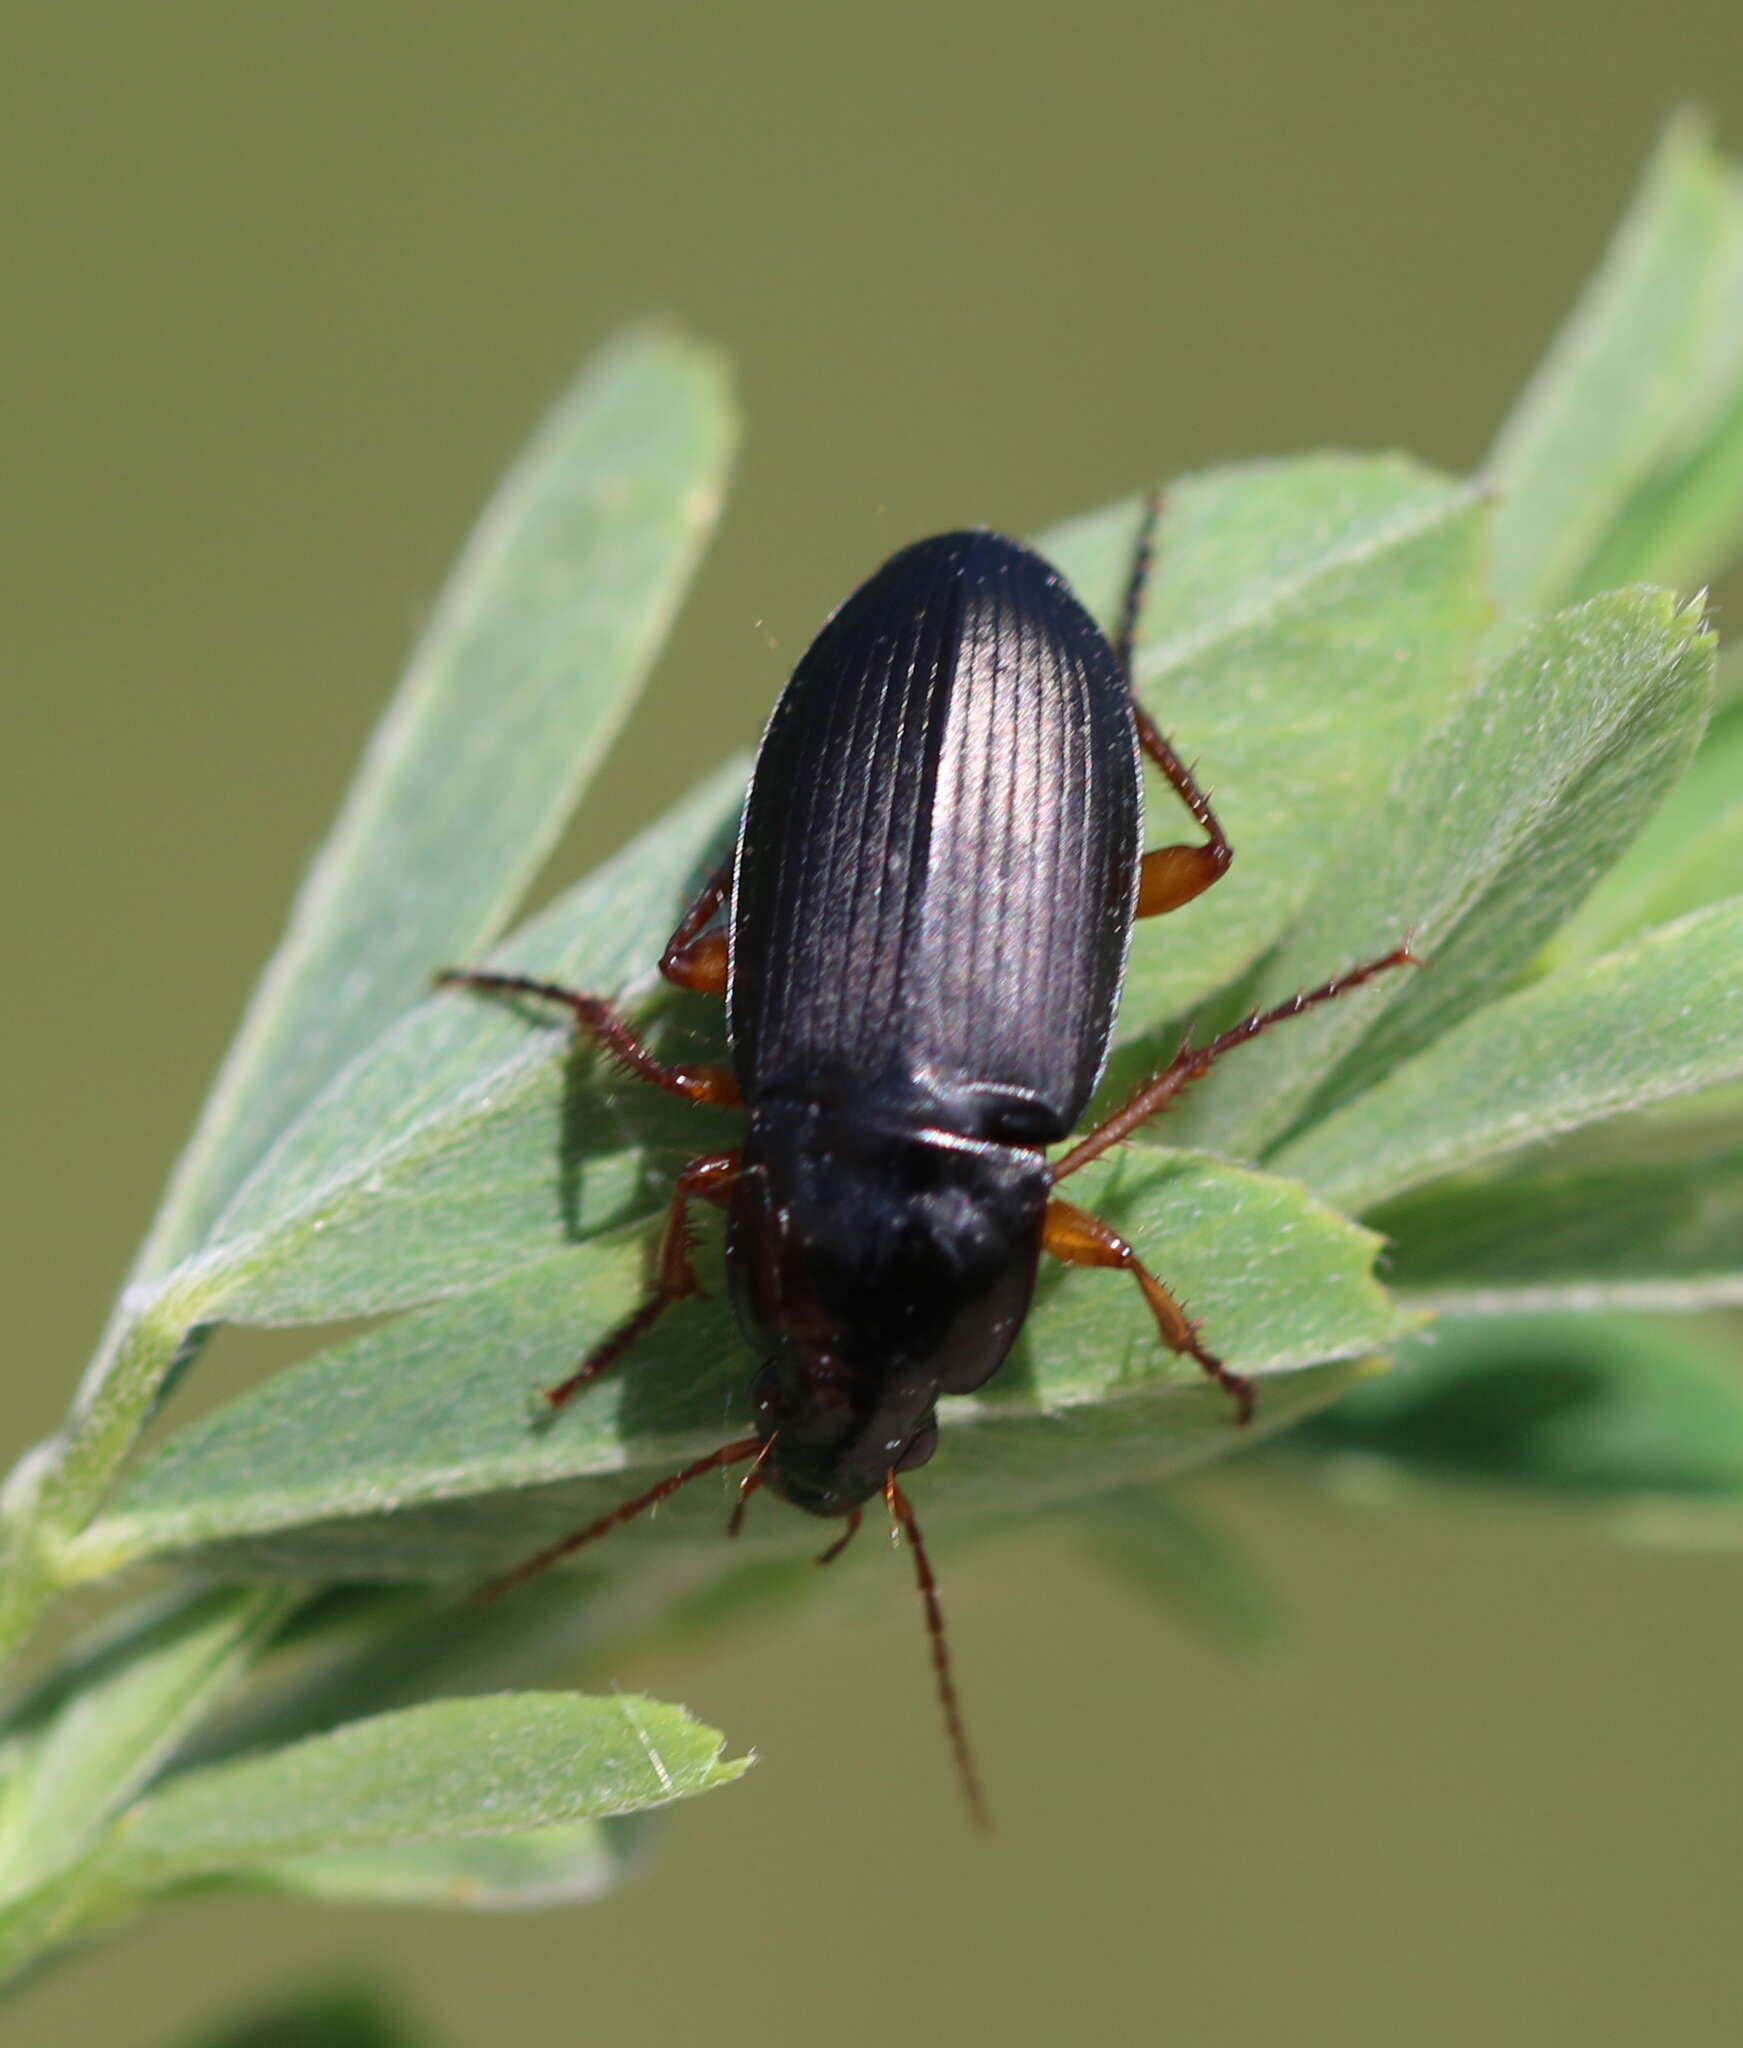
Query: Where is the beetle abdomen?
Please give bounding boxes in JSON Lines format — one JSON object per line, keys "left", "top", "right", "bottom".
{"left": 729, "top": 531, "right": 1143, "bottom": 1143}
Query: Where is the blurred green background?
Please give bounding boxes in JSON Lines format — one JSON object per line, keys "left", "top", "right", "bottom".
{"left": 7, "top": 6, "right": 1743, "bottom": 2045}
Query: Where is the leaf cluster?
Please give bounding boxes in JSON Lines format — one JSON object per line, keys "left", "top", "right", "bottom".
{"left": 3, "top": 121, "right": 1743, "bottom": 2000}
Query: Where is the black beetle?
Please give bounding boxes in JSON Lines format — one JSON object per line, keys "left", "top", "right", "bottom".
{"left": 441, "top": 502, "right": 1411, "bottom": 1820}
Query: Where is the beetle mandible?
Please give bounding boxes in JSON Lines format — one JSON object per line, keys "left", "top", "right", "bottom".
{"left": 441, "top": 500, "right": 1413, "bottom": 1823}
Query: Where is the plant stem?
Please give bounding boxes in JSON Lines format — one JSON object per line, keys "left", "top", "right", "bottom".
{"left": 0, "top": 1276, "right": 216, "bottom": 1666}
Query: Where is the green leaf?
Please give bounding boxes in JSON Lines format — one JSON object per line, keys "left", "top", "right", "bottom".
{"left": 245, "top": 1815, "right": 648, "bottom": 1911}
{"left": 1375, "top": 1148, "right": 1743, "bottom": 1314}
{"left": 1170, "top": 589, "right": 1714, "bottom": 1160}
{"left": 1551, "top": 697, "right": 1743, "bottom": 963}
{"left": 133, "top": 329, "right": 735, "bottom": 1284}
{"left": 1487, "top": 119, "right": 1743, "bottom": 613}
{"left": 1575, "top": 172, "right": 1743, "bottom": 598}
{"left": 1297, "top": 1314, "right": 1743, "bottom": 1508}
{"left": 165, "top": 759, "right": 746, "bottom": 1327}
{"left": 168, "top": 1982, "right": 434, "bottom": 2048}
{"left": 174, "top": 1558, "right": 806, "bottom": 1778}
{"left": 117, "top": 460, "right": 1495, "bottom": 1342}
{"left": 1079, "top": 1488, "right": 1277, "bottom": 1652}
{"left": 1272, "top": 897, "right": 1743, "bottom": 1212}
{"left": 1042, "top": 457, "right": 1490, "bottom": 1025}
{"left": 0, "top": 337, "right": 739, "bottom": 1626}
{"left": 0, "top": 1587, "right": 296, "bottom": 1900}
{"left": 0, "top": 1695, "right": 742, "bottom": 1980}
{"left": 75, "top": 1152, "right": 1406, "bottom": 1581}
{"left": 102, "top": 1694, "right": 742, "bottom": 1884}
{"left": 167, "top": 1580, "right": 621, "bottom": 1772}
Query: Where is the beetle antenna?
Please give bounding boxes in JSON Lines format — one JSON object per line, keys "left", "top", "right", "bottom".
{"left": 886, "top": 1476, "right": 992, "bottom": 1833}
{"left": 1112, "top": 485, "right": 1163, "bottom": 683}
{"left": 726, "top": 1436, "right": 777, "bottom": 1538}
{"left": 479, "top": 1436, "right": 763, "bottom": 1603}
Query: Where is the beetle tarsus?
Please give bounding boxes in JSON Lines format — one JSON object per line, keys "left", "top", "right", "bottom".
{"left": 541, "top": 1149, "right": 742, "bottom": 1410}
{"left": 1041, "top": 1196, "right": 1254, "bottom": 1423}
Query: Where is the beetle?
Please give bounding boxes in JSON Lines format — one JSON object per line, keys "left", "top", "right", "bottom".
{"left": 440, "top": 500, "right": 1413, "bottom": 1822}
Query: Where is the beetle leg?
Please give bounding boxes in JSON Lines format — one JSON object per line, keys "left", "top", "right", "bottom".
{"left": 543, "top": 1150, "right": 741, "bottom": 1411}
{"left": 1137, "top": 837, "right": 1232, "bottom": 918}
{"left": 1051, "top": 941, "right": 1420, "bottom": 1180}
{"left": 435, "top": 968, "right": 739, "bottom": 1106}
{"left": 660, "top": 858, "right": 732, "bottom": 996}
{"left": 1042, "top": 1197, "right": 1254, "bottom": 1424}
{"left": 1113, "top": 491, "right": 1236, "bottom": 919}
{"left": 814, "top": 1510, "right": 864, "bottom": 1566}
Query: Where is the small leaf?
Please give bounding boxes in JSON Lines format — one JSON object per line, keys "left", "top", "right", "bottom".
{"left": 1298, "top": 1314, "right": 1743, "bottom": 1506}
{"left": 246, "top": 1816, "right": 648, "bottom": 1911}
{"left": 1579, "top": 367, "right": 1743, "bottom": 600}
{"left": 1079, "top": 1488, "right": 1278, "bottom": 1651}
{"left": 175, "top": 1560, "right": 796, "bottom": 1777}
{"left": 4, "top": 339, "right": 741, "bottom": 1606}
{"left": 0, "top": 1697, "right": 735, "bottom": 1983}
{"left": 1172, "top": 589, "right": 1714, "bottom": 1159}
{"left": 102, "top": 1693, "right": 744, "bottom": 1890}
{"left": 1575, "top": 167, "right": 1743, "bottom": 598}
{"left": 1551, "top": 697, "right": 1743, "bottom": 963}
{"left": 1272, "top": 897, "right": 1743, "bottom": 1212}
{"left": 77, "top": 1153, "right": 1406, "bottom": 1581}
{"left": 0, "top": 1587, "right": 296, "bottom": 1900}
{"left": 134, "top": 330, "right": 735, "bottom": 1284}
{"left": 1487, "top": 119, "right": 1743, "bottom": 612}
{"left": 162, "top": 760, "right": 746, "bottom": 1327}
{"left": 1376, "top": 1148, "right": 1743, "bottom": 1315}
{"left": 1043, "top": 457, "right": 1490, "bottom": 1024}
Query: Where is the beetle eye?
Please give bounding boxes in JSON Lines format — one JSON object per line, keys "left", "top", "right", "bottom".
{"left": 896, "top": 1416, "right": 939, "bottom": 1473}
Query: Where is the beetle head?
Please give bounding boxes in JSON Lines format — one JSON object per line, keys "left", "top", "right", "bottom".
{"left": 727, "top": 1101, "right": 1049, "bottom": 1516}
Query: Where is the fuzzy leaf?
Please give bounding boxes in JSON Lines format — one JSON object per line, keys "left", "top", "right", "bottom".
{"left": 1551, "top": 698, "right": 1743, "bottom": 963}
{"left": 1273, "top": 897, "right": 1743, "bottom": 1212}
{"left": 0, "top": 1588, "right": 296, "bottom": 1899}
{"left": 153, "top": 761, "right": 746, "bottom": 1329}
{"left": 75, "top": 1152, "right": 1405, "bottom": 1581}
{"left": 1377, "top": 1148, "right": 1743, "bottom": 1315}
{"left": 172, "top": 1559, "right": 804, "bottom": 1781}
{"left": 1574, "top": 164, "right": 1743, "bottom": 598}
{"left": 1043, "top": 457, "right": 1490, "bottom": 1026}
{"left": 1487, "top": 120, "right": 1743, "bottom": 613}
{"left": 1171, "top": 589, "right": 1714, "bottom": 1160}
{"left": 243, "top": 1816, "right": 647, "bottom": 1912}
{"left": 133, "top": 330, "right": 734, "bottom": 1283}
{"left": 1298, "top": 1314, "right": 1743, "bottom": 1507}
{"left": 100, "top": 1694, "right": 743, "bottom": 1889}
{"left": 0, "top": 1694, "right": 741, "bottom": 1978}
